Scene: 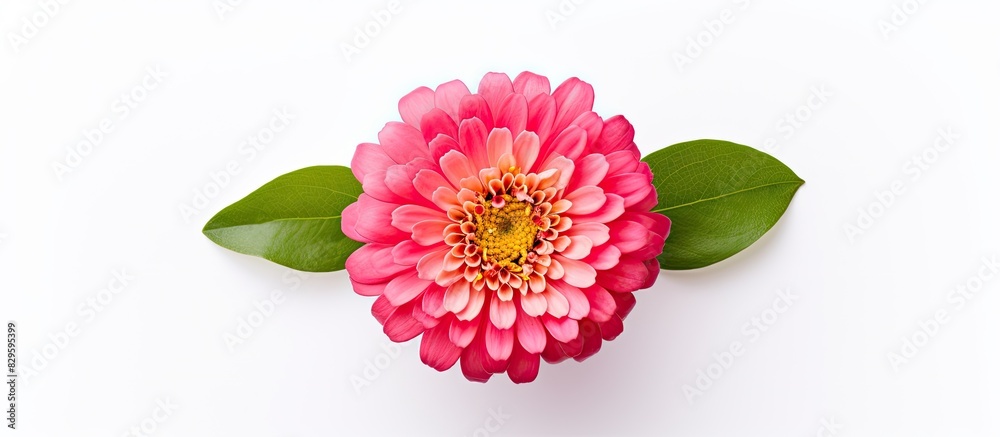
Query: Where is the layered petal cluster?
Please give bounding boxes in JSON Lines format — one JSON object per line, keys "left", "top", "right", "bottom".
{"left": 342, "top": 72, "right": 670, "bottom": 383}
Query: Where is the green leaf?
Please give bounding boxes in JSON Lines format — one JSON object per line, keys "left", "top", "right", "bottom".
{"left": 643, "top": 140, "right": 804, "bottom": 270}
{"left": 203, "top": 165, "right": 363, "bottom": 272}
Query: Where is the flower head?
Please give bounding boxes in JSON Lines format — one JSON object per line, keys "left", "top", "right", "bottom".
{"left": 342, "top": 72, "right": 670, "bottom": 382}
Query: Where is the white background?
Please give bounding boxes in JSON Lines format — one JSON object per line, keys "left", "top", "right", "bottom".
{"left": 2, "top": 0, "right": 999, "bottom": 436}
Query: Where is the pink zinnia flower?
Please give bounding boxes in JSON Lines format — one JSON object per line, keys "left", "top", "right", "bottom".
{"left": 342, "top": 72, "right": 670, "bottom": 383}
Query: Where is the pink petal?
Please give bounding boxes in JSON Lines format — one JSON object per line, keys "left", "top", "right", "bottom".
{"left": 485, "top": 321, "right": 514, "bottom": 361}
{"left": 434, "top": 261, "right": 464, "bottom": 289}
{"left": 411, "top": 303, "right": 439, "bottom": 329}
{"left": 512, "top": 130, "right": 541, "bottom": 171}
{"left": 560, "top": 235, "right": 594, "bottom": 260}
{"left": 521, "top": 291, "right": 547, "bottom": 317}
{"left": 489, "top": 294, "right": 516, "bottom": 329}
{"left": 398, "top": 86, "right": 435, "bottom": 128}
{"left": 542, "top": 156, "right": 575, "bottom": 191}
{"left": 600, "top": 313, "right": 625, "bottom": 341}
{"left": 439, "top": 150, "right": 479, "bottom": 190}
{"left": 346, "top": 243, "right": 410, "bottom": 284}
{"left": 479, "top": 331, "right": 507, "bottom": 374}
{"left": 528, "top": 272, "right": 546, "bottom": 293}
{"left": 494, "top": 93, "right": 528, "bottom": 137}
{"left": 542, "top": 284, "right": 569, "bottom": 318}
{"left": 384, "top": 159, "right": 436, "bottom": 209}
{"left": 393, "top": 239, "right": 442, "bottom": 266}
{"left": 411, "top": 220, "right": 449, "bottom": 246}
{"left": 340, "top": 202, "right": 366, "bottom": 243}
{"left": 559, "top": 329, "right": 584, "bottom": 359}
{"left": 526, "top": 94, "right": 556, "bottom": 146}
{"left": 632, "top": 163, "right": 658, "bottom": 211}
{"left": 351, "top": 143, "right": 395, "bottom": 181}
{"left": 422, "top": 284, "right": 447, "bottom": 318}
{"left": 552, "top": 236, "right": 571, "bottom": 253}
{"left": 596, "top": 257, "right": 650, "bottom": 292}
{"left": 538, "top": 125, "right": 587, "bottom": 170}
{"left": 542, "top": 315, "right": 579, "bottom": 343}
{"left": 515, "top": 312, "right": 547, "bottom": 353}
{"left": 569, "top": 111, "right": 604, "bottom": 149}
{"left": 564, "top": 186, "right": 606, "bottom": 215}
{"left": 362, "top": 170, "right": 406, "bottom": 204}
{"left": 634, "top": 184, "right": 659, "bottom": 213}
{"left": 507, "top": 343, "right": 540, "bottom": 384}
{"left": 512, "top": 71, "right": 550, "bottom": 98}
{"left": 383, "top": 301, "right": 425, "bottom": 342}
{"left": 582, "top": 244, "right": 621, "bottom": 270}
{"left": 413, "top": 169, "right": 455, "bottom": 208}
{"left": 383, "top": 270, "right": 432, "bottom": 306}
{"left": 371, "top": 295, "right": 393, "bottom": 324}
{"left": 552, "top": 255, "right": 597, "bottom": 288}
{"left": 601, "top": 174, "right": 653, "bottom": 209}
{"left": 415, "top": 247, "right": 450, "bottom": 280}
{"left": 455, "top": 286, "right": 486, "bottom": 321}
{"left": 594, "top": 115, "right": 638, "bottom": 156}
{"left": 420, "top": 322, "right": 461, "bottom": 371}
{"left": 550, "top": 281, "right": 590, "bottom": 320}
{"left": 546, "top": 256, "right": 566, "bottom": 280}
{"left": 419, "top": 108, "right": 458, "bottom": 144}
{"left": 609, "top": 220, "right": 651, "bottom": 254}
{"left": 429, "top": 134, "right": 461, "bottom": 165}
{"left": 565, "top": 222, "right": 610, "bottom": 246}
{"left": 431, "top": 187, "right": 461, "bottom": 212}
{"left": 477, "top": 72, "right": 513, "bottom": 113}
{"left": 378, "top": 122, "right": 429, "bottom": 164}
{"left": 605, "top": 149, "right": 641, "bottom": 175}
{"left": 460, "top": 336, "right": 492, "bottom": 383}
{"left": 570, "top": 193, "right": 625, "bottom": 224}
{"left": 458, "top": 118, "right": 490, "bottom": 170}
{"left": 627, "top": 231, "right": 667, "bottom": 262}
{"left": 351, "top": 278, "right": 387, "bottom": 297}
{"left": 643, "top": 258, "right": 661, "bottom": 289}
{"left": 567, "top": 153, "right": 610, "bottom": 194}
{"left": 582, "top": 285, "right": 617, "bottom": 323}
{"left": 449, "top": 317, "right": 478, "bottom": 348}
{"left": 540, "top": 331, "right": 570, "bottom": 364}
{"left": 622, "top": 211, "right": 671, "bottom": 241}
{"left": 434, "top": 79, "right": 471, "bottom": 121}
{"left": 551, "top": 77, "right": 595, "bottom": 135}
{"left": 459, "top": 95, "right": 494, "bottom": 130}
{"left": 443, "top": 280, "right": 471, "bottom": 314}
{"left": 391, "top": 204, "right": 447, "bottom": 233}
{"left": 486, "top": 128, "right": 513, "bottom": 168}
{"left": 353, "top": 195, "right": 408, "bottom": 243}
{"left": 573, "top": 319, "right": 603, "bottom": 362}
{"left": 613, "top": 291, "right": 637, "bottom": 318}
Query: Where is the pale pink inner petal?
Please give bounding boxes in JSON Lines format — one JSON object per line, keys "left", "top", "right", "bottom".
{"left": 542, "top": 315, "right": 579, "bottom": 343}
{"left": 485, "top": 128, "right": 513, "bottom": 168}
{"left": 515, "top": 313, "right": 547, "bottom": 353}
{"left": 485, "top": 321, "right": 514, "bottom": 361}
{"left": 489, "top": 294, "right": 516, "bottom": 330}
{"left": 521, "top": 291, "right": 547, "bottom": 317}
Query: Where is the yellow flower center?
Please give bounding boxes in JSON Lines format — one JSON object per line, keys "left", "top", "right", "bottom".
{"left": 474, "top": 194, "right": 538, "bottom": 271}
